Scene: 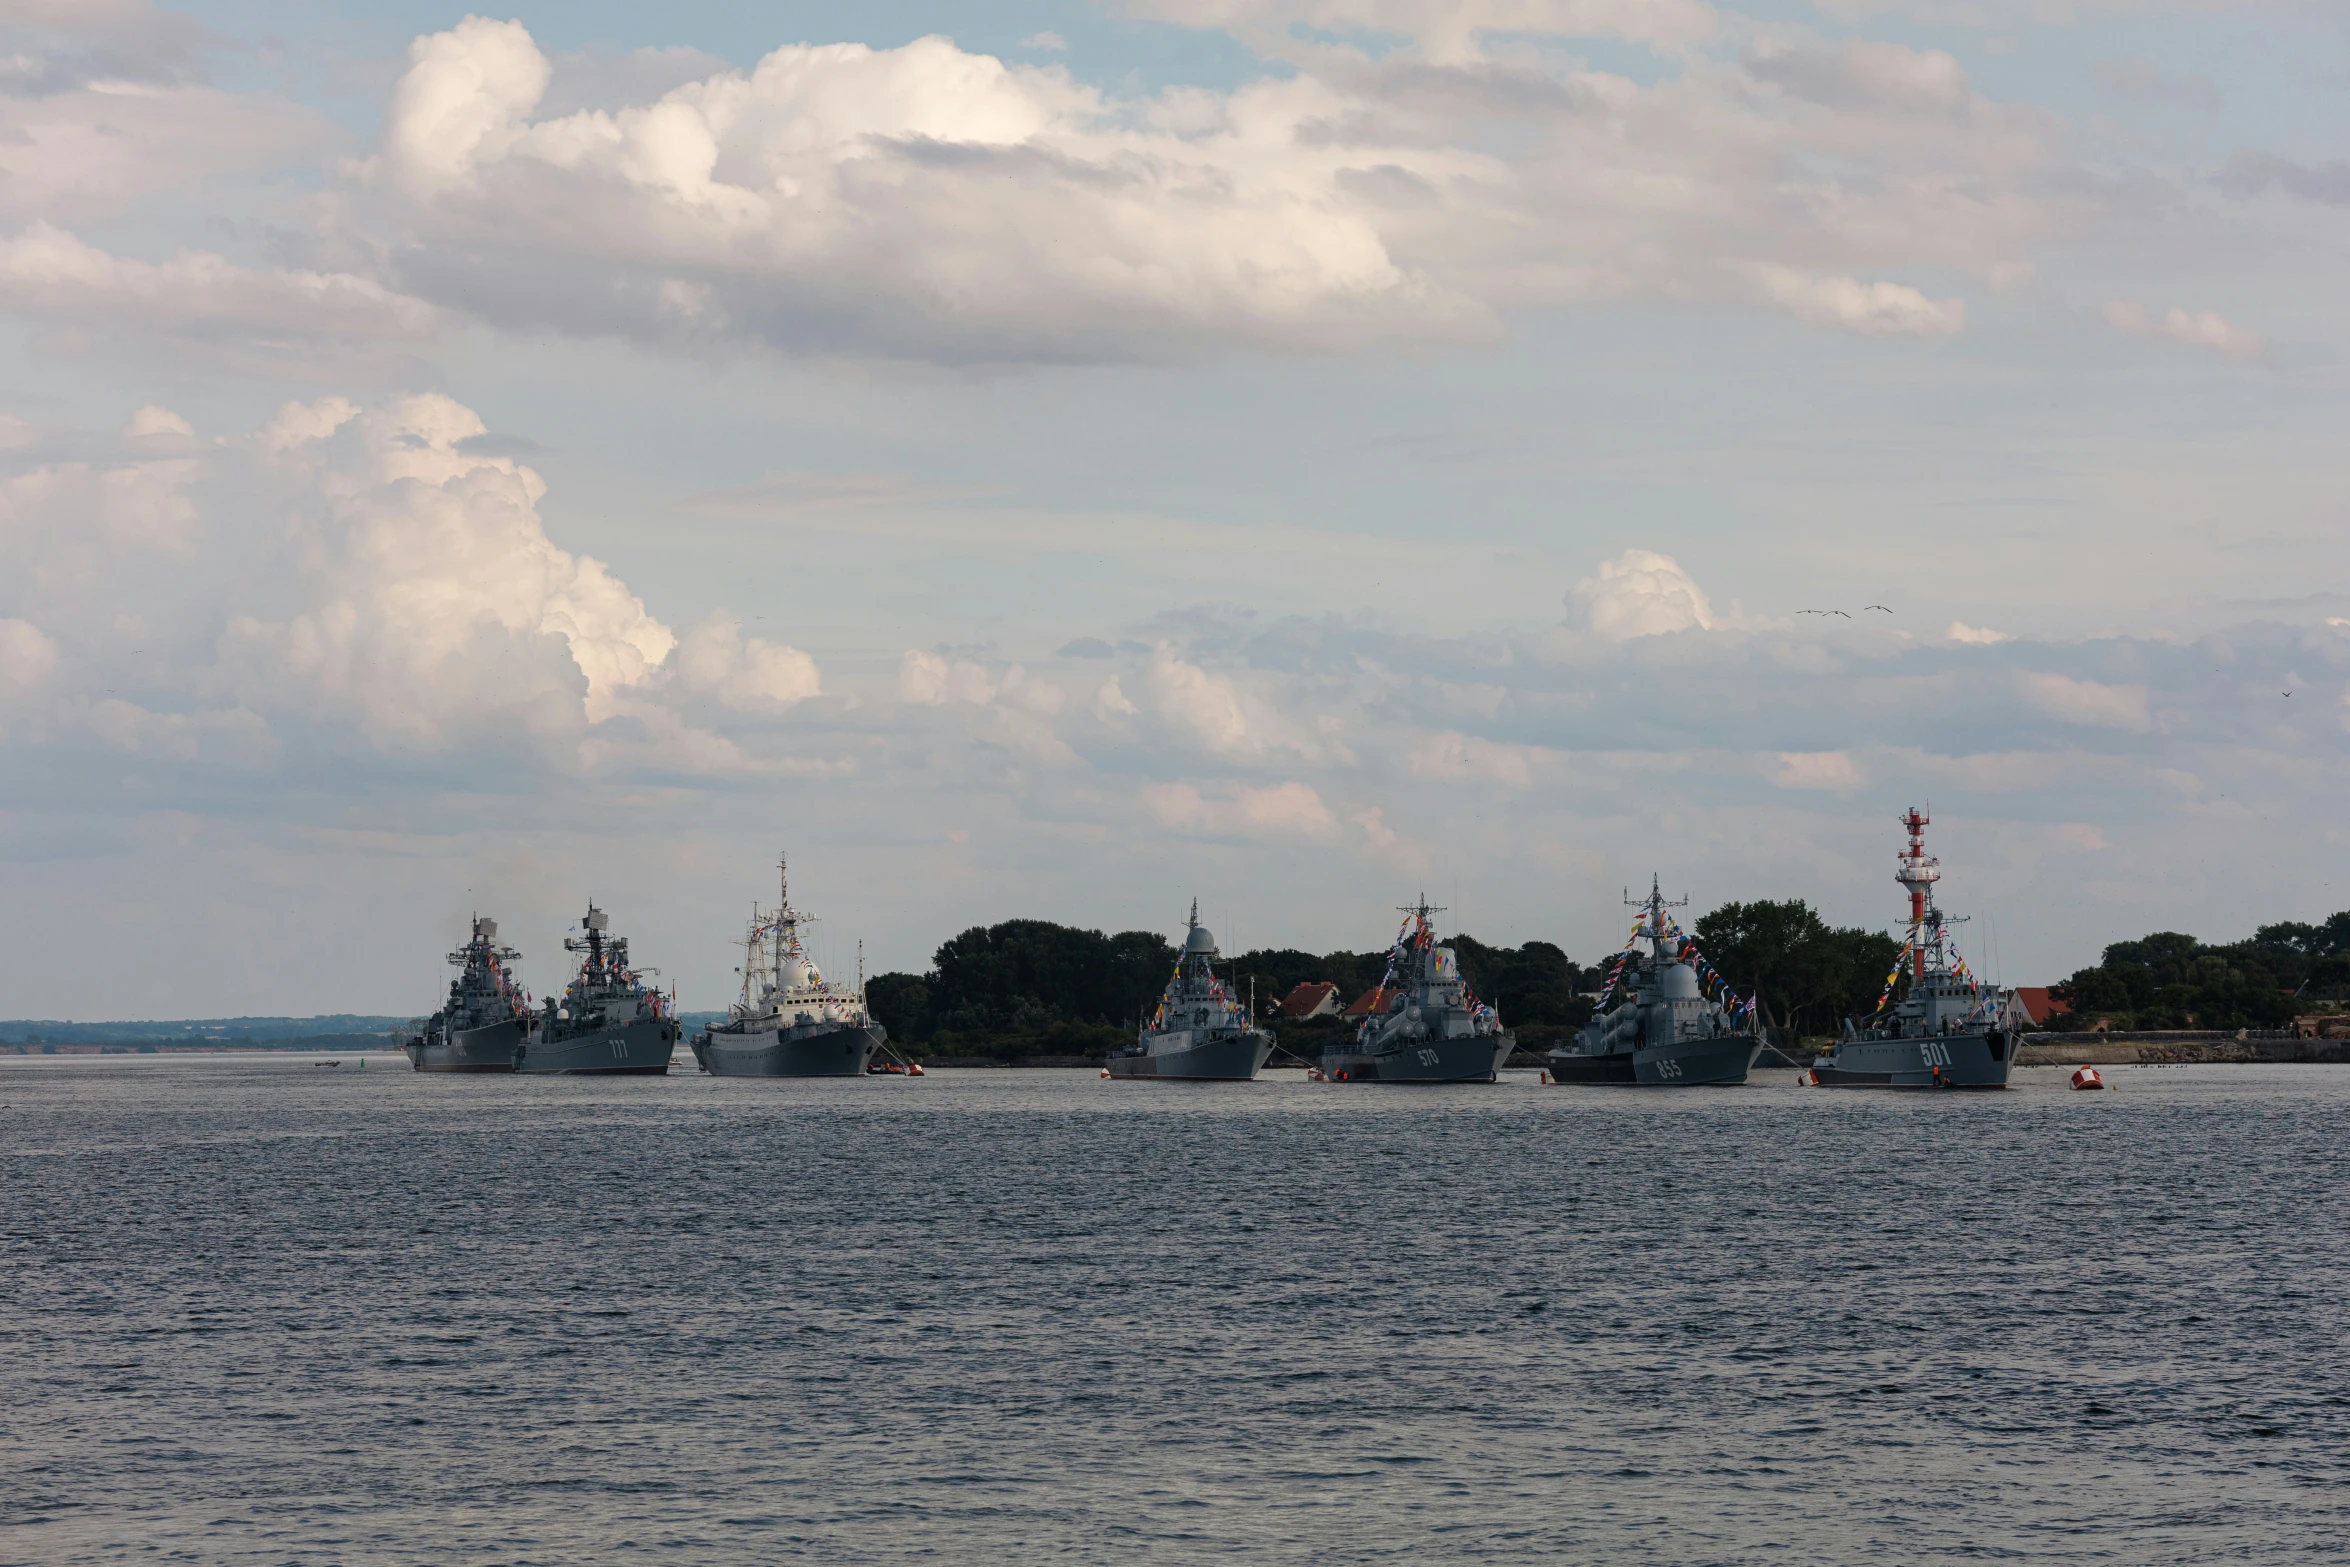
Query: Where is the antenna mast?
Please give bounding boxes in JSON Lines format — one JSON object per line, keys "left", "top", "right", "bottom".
{"left": 1895, "top": 808, "right": 1939, "bottom": 983}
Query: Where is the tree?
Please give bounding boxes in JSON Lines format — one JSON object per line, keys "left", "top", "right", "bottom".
{"left": 1692, "top": 899, "right": 1899, "bottom": 1038}
{"left": 2050, "top": 910, "right": 2350, "bottom": 1028}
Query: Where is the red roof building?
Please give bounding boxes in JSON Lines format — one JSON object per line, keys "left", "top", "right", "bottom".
{"left": 2011, "top": 987, "right": 2071, "bottom": 1027}
{"left": 1276, "top": 981, "right": 1341, "bottom": 1020}
{"left": 1342, "top": 984, "right": 1397, "bottom": 1019}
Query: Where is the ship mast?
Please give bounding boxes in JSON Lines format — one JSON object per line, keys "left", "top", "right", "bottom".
{"left": 1895, "top": 807, "right": 1940, "bottom": 983}
{"left": 1625, "top": 875, "right": 1688, "bottom": 963}
{"left": 766, "top": 851, "right": 822, "bottom": 994}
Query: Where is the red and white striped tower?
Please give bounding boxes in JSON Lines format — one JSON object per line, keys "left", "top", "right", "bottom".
{"left": 1895, "top": 807, "right": 1939, "bottom": 984}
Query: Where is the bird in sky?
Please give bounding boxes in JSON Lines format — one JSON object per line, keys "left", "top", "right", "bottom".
{"left": 1797, "top": 609, "right": 1852, "bottom": 618}
{"left": 1864, "top": 604, "right": 1892, "bottom": 613}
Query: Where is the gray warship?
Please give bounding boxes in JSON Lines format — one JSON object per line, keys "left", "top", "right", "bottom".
{"left": 1546, "top": 879, "right": 1760, "bottom": 1087}
{"left": 691, "top": 857, "right": 886, "bottom": 1078}
{"left": 404, "top": 916, "right": 533, "bottom": 1072}
{"left": 1320, "top": 899, "right": 1514, "bottom": 1084}
{"left": 514, "top": 902, "right": 677, "bottom": 1074}
{"left": 1105, "top": 902, "right": 1275, "bottom": 1081}
{"left": 1810, "top": 808, "right": 2013, "bottom": 1089}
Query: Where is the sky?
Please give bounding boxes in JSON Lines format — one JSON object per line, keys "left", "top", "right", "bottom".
{"left": 0, "top": 0, "right": 2345, "bottom": 1018}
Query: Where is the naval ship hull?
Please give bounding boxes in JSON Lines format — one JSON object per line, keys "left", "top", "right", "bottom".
{"left": 517, "top": 1017, "right": 676, "bottom": 1075}
{"left": 405, "top": 1017, "right": 528, "bottom": 1073}
{"left": 1106, "top": 1030, "right": 1274, "bottom": 1081}
{"left": 1322, "top": 1032, "right": 1513, "bottom": 1084}
{"left": 1548, "top": 1033, "right": 1760, "bottom": 1087}
{"left": 693, "top": 1022, "right": 884, "bottom": 1077}
{"left": 1811, "top": 1030, "right": 2012, "bottom": 1089}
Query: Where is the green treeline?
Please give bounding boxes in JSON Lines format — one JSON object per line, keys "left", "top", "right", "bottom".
{"left": 1690, "top": 901, "right": 1902, "bottom": 1039}
{"left": 2053, "top": 913, "right": 2350, "bottom": 1030}
{"left": 865, "top": 919, "right": 1608, "bottom": 1059}
{"left": 862, "top": 904, "right": 2350, "bottom": 1059}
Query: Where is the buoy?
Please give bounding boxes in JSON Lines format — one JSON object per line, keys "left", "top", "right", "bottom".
{"left": 1799, "top": 1069, "right": 1815, "bottom": 1087}
{"left": 1099, "top": 1067, "right": 1111, "bottom": 1079}
{"left": 1539, "top": 1069, "right": 1551, "bottom": 1085}
{"left": 908, "top": 1063, "right": 924, "bottom": 1077}
{"left": 2071, "top": 1066, "right": 2105, "bottom": 1091}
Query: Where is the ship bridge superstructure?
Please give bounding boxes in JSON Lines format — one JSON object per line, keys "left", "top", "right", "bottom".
{"left": 443, "top": 916, "right": 529, "bottom": 1030}
{"left": 554, "top": 901, "right": 666, "bottom": 1028}
{"left": 1354, "top": 897, "right": 1506, "bottom": 1052}
{"left": 1145, "top": 900, "right": 1248, "bottom": 1047}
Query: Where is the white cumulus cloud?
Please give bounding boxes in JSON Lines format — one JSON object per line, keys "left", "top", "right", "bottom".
{"left": 1757, "top": 267, "right": 1967, "bottom": 339}
{"left": 1568, "top": 549, "right": 1715, "bottom": 640}
{"left": 2103, "top": 299, "right": 2267, "bottom": 362}
{"left": 287, "top": 17, "right": 2068, "bottom": 364}
{"left": 1140, "top": 779, "right": 1343, "bottom": 841}
{"left": 0, "top": 223, "right": 439, "bottom": 346}
{"left": 675, "top": 612, "right": 821, "bottom": 710}
{"left": 2019, "top": 671, "right": 2152, "bottom": 732}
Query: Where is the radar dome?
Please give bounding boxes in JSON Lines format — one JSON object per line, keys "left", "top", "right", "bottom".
{"left": 782, "top": 957, "right": 819, "bottom": 990}
{"left": 1661, "top": 962, "right": 1700, "bottom": 999}
{"left": 1186, "top": 924, "right": 1217, "bottom": 953}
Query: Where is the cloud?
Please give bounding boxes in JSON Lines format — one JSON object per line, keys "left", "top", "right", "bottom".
{"left": 296, "top": 17, "right": 2068, "bottom": 363}
{"left": 1142, "top": 645, "right": 1257, "bottom": 754}
{"left": 1407, "top": 730, "right": 1537, "bottom": 787}
{"left": 2103, "top": 299, "right": 2266, "bottom": 362}
{"left": 1747, "top": 39, "right": 1972, "bottom": 115}
{"left": 1127, "top": 0, "right": 1718, "bottom": 56}
{"left": 1948, "top": 621, "right": 2008, "bottom": 644}
{"left": 122, "top": 404, "right": 194, "bottom": 441}
{"left": 2217, "top": 152, "right": 2350, "bottom": 206}
{"left": 0, "top": 618, "right": 60, "bottom": 699}
{"left": 2018, "top": 671, "right": 2151, "bottom": 732}
{"left": 0, "top": 391, "right": 788, "bottom": 753}
{"left": 2091, "top": 55, "right": 2217, "bottom": 110}
{"left": 221, "top": 395, "right": 678, "bottom": 737}
{"left": 674, "top": 612, "right": 821, "bottom": 710}
{"left": 352, "top": 21, "right": 1470, "bottom": 362}
{"left": 1140, "top": 779, "right": 1342, "bottom": 841}
{"left": 0, "top": 223, "right": 439, "bottom": 347}
{"left": 0, "top": 53, "right": 327, "bottom": 227}
{"left": 1757, "top": 267, "right": 1966, "bottom": 339}
{"left": 901, "top": 649, "right": 1000, "bottom": 705}
{"left": 1568, "top": 549, "right": 1714, "bottom": 640}
{"left": 1773, "top": 750, "right": 1861, "bottom": 790}
{"left": 1094, "top": 675, "right": 1141, "bottom": 719}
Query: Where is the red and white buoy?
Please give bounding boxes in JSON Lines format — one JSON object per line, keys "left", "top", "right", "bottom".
{"left": 2071, "top": 1065, "right": 2105, "bottom": 1091}
{"left": 1099, "top": 1067, "right": 1112, "bottom": 1079}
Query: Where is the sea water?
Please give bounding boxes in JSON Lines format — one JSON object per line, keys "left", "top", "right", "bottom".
{"left": 3, "top": 1058, "right": 2344, "bottom": 1563}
